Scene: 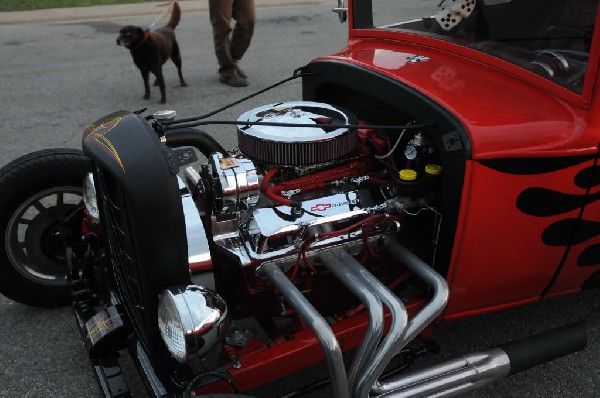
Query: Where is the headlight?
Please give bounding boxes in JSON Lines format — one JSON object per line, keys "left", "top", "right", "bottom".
{"left": 157, "top": 285, "right": 228, "bottom": 363}
{"left": 83, "top": 173, "right": 100, "bottom": 221}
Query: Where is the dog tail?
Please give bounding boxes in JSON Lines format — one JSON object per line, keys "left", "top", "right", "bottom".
{"left": 168, "top": 0, "right": 181, "bottom": 29}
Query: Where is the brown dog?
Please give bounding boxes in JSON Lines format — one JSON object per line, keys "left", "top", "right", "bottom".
{"left": 116, "top": 1, "right": 187, "bottom": 104}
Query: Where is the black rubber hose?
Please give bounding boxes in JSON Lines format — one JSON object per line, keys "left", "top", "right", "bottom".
{"left": 499, "top": 321, "right": 587, "bottom": 375}
{"left": 163, "top": 128, "right": 228, "bottom": 157}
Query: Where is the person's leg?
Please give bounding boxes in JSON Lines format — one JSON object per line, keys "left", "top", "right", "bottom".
{"left": 209, "top": 0, "right": 236, "bottom": 75}
{"left": 231, "top": 0, "right": 255, "bottom": 77}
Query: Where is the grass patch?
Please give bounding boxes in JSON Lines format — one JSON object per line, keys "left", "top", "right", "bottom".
{"left": 1, "top": 0, "right": 171, "bottom": 12}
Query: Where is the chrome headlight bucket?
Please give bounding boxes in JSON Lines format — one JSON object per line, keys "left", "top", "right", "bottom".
{"left": 157, "top": 285, "right": 228, "bottom": 363}
{"left": 83, "top": 173, "right": 100, "bottom": 222}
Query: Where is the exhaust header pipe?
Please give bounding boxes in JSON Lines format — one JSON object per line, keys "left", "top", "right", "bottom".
{"left": 259, "top": 263, "right": 350, "bottom": 398}
{"left": 262, "top": 237, "right": 587, "bottom": 398}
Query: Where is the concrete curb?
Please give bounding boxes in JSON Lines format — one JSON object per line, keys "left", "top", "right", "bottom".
{"left": 0, "top": 0, "right": 328, "bottom": 25}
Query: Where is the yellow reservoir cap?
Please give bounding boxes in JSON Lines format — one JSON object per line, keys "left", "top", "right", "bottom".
{"left": 399, "top": 169, "right": 417, "bottom": 181}
{"left": 425, "top": 164, "right": 442, "bottom": 176}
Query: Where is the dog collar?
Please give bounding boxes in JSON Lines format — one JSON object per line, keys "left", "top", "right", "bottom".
{"left": 141, "top": 31, "right": 150, "bottom": 45}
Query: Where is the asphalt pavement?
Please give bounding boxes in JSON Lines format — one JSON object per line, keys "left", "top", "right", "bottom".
{"left": 0, "top": 1, "right": 599, "bottom": 398}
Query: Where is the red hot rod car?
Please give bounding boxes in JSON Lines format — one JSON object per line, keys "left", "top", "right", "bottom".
{"left": 0, "top": 0, "right": 598, "bottom": 397}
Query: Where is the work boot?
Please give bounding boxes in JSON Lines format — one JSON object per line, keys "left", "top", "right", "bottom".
{"left": 234, "top": 61, "right": 248, "bottom": 79}
{"left": 219, "top": 70, "right": 248, "bottom": 87}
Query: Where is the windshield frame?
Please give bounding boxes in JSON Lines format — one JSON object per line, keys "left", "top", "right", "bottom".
{"left": 347, "top": 0, "right": 600, "bottom": 109}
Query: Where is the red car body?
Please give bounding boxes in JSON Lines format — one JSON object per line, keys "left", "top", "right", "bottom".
{"left": 332, "top": 0, "right": 600, "bottom": 320}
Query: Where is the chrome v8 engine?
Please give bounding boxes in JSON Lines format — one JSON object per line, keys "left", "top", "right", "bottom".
{"left": 191, "top": 101, "right": 437, "bottom": 268}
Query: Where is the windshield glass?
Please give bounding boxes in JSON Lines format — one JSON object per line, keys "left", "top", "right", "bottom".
{"left": 368, "top": 0, "right": 597, "bottom": 93}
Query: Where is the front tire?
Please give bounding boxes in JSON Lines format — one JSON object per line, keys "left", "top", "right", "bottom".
{"left": 0, "top": 149, "right": 90, "bottom": 306}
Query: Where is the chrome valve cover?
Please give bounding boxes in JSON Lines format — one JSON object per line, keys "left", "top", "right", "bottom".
{"left": 246, "top": 191, "right": 371, "bottom": 255}
{"left": 210, "top": 188, "right": 389, "bottom": 267}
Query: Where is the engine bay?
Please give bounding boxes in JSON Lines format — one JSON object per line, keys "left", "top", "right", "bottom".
{"left": 177, "top": 101, "right": 445, "bottom": 322}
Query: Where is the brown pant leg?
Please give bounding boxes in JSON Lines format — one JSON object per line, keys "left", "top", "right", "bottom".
{"left": 230, "top": 0, "right": 255, "bottom": 61}
{"left": 209, "top": 0, "right": 236, "bottom": 74}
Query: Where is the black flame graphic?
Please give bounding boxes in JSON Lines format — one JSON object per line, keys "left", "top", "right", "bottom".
{"left": 482, "top": 156, "right": 600, "bottom": 290}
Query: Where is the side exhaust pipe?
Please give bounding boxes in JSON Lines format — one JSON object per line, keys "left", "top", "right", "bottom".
{"left": 499, "top": 320, "right": 587, "bottom": 376}
{"left": 376, "top": 321, "right": 587, "bottom": 397}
